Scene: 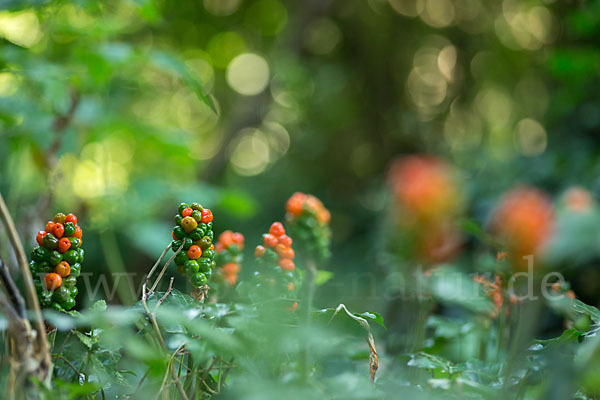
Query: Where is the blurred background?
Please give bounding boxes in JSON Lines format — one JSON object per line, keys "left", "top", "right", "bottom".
{"left": 1, "top": 0, "right": 600, "bottom": 314}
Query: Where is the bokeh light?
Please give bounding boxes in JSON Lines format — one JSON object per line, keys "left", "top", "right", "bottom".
{"left": 226, "top": 53, "right": 270, "bottom": 96}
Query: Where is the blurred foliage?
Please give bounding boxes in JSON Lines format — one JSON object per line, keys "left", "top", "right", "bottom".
{"left": 2, "top": 0, "right": 600, "bottom": 398}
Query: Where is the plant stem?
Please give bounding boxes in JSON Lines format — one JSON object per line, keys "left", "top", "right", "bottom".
{"left": 0, "top": 192, "right": 51, "bottom": 382}
{"left": 302, "top": 258, "right": 318, "bottom": 383}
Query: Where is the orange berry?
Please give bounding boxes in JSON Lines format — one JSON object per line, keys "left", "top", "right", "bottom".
{"left": 275, "top": 244, "right": 295, "bottom": 259}
{"left": 286, "top": 193, "right": 306, "bottom": 217}
{"left": 490, "top": 187, "right": 554, "bottom": 267}
{"left": 387, "top": 156, "right": 462, "bottom": 222}
{"left": 288, "top": 301, "right": 298, "bottom": 312}
{"left": 187, "top": 245, "right": 202, "bottom": 260}
{"left": 45, "top": 221, "right": 55, "bottom": 233}
{"left": 567, "top": 290, "right": 576, "bottom": 299}
{"left": 182, "top": 207, "right": 193, "bottom": 217}
{"left": 44, "top": 273, "right": 62, "bottom": 290}
{"left": 54, "top": 261, "right": 71, "bottom": 277}
{"left": 287, "top": 282, "right": 295, "bottom": 291}
{"left": 278, "top": 234, "right": 292, "bottom": 248}
{"left": 36, "top": 231, "right": 47, "bottom": 246}
{"left": 73, "top": 225, "right": 83, "bottom": 239}
{"left": 57, "top": 237, "right": 71, "bottom": 253}
{"left": 218, "top": 230, "right": 234, "bottom": 248}
{"left": 224, "top": 274, "right": 238, "bottom": 287}
{"left": 222, "top": 262, "right": 240, "bottom": 275}
{"left": 269, "top": 222, "right": 285, "bottom": 237}
{"left": 65, "top": 213, "right": 77, "bottom": 225}
{"left": 210, "top": 244, "right": 214, "bottom": 250}
{"left": 279, "top": 258, "right": 295, "bottom": 271}
{"left": 255, "top": 245, "right": 266, "bottom": 257}
{"left": 263, "top": 234, "right": 278, "bottom": 248}
{"left": 232, "top": 232, "right": 244, "bottom": 249}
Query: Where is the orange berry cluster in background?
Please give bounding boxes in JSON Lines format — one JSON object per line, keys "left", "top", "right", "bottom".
{"left": 286, "top": 192, "right": 331, "bottom": 225}
{"left": 387, "top": 156, "right": 462, "bottom": 224}
{"left": 255, "top": 222, "right": 295, "bottom": 271}
{"left": 490, "top": 186, "right": 555, "bottom": 268}
{"left": 215, "top": 230, "right": 245, "bottom": 287}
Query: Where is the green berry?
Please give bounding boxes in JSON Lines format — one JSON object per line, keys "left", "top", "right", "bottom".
{"left": 32, "top": 247, "right": 50, "bottom": 263}
{"left": 49, "top": 251, "right": 63, "bottom": 266}
{"left": 61, "top": 297, "right": 76, "bottom": 310}
{"left": 49, "top": 302, "right": 63, "bottom": 312}
{"left": 64, "top": 222, "right": 75, "bottom": 236}
{"left": 43, "top": 233, "right": 59, "bottom": 250}
{"left": 178, "top": 203, "right": 190, "bottom": 215}
{"left": 29, "top": 260, "right": 39, "bottom": 274}
{"left": 205, "top": 230, "right": 214, "bottom": 240}
{"left": 197, "top": 258, "right": 211, "bottom": 273}
{"left": 63, "top": 249, "right": 78, "bottom": 265}
{"left": 64, "top": 275, "right": 77, "bottom": 288}
{"left": 70, "top": 286, "right": 78, "bottom": 298}
{"left": 69, "top": 237, "right": 81, "bottom": 249}
{"left": 210, "top": 260, "right": 216, "bottom": 270}
{"left": 53, "top": 286, "right": 71, "bottom": 303}
{"left": 206, "top": 222, "right": 213, "bottom": 230}
{"left": 183, "top": 260, "right": 199, "bottom": 275}
{"left": 198, "top": 223, "right": 207, "bottom": 234}
{"left": 39, "top": 261, "right": 52, "bottom": 273}
{"left": 76, "top": 248, "right": 84, "bottom": 263}
{"left": 191, "top": 210, "right": 202, "bottom": 223}
{"left": 203, "top": 249, "right": 215, "bottom": 259}
{"left": 173, "top": 226, "right": 185, "bottom": 239}
{"left": 190, "top": 272, "right": 207, "bottom": 287}
{"left": 174, "top": 252, "right": 189, "bottom": 266}
{"left": 175, "top": 214, "right": 183, "bottom": 225}
{"left": 172, "top": 240, "right": 183, "bottom": 251}
{"left": 191, "top": 202, "right": 203, "bottom": 211}
{"left": 40, "top": 292, "right": 53, "bottom": 306}
{"left": 204, "top": 268, "right": 212, "bottom": 279}
{"left": 190, "top": 228, "right": 204, "bottom": 241}
{"left": 70, "top": 263, "right": 81, "bottom": 278}
{"left": 182, "top": 237, "right": 193, "bottom": 250}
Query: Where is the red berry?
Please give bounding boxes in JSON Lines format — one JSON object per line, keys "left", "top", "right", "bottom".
{"left": 201, "top": 209, "right": 213, "bottom": 224}
{"left": 263, "top": 234, "right": 278, "bottom": 248}
{"left": 57, "top": 237, "right": 71, "bottom": 253}
{"left": 73, "top": 226, "right": 83, "bottom": 239}
{"left": 269, "top": 222, "right": 285, "bottom": 237}
{"left": 65, "top": 213, "right": 77, "bottom": 225}
{"left": 36, "top": 231, "right": 47, "bottom": 246}
{"left": 51, "top": 223, "right": 64, "bottom": 239}
{"left": 279, "top": 258, "right": 295, "bottom": 271}
{"left": 182, "top": 207, "right": 193, "bottom": 217}
{"left": 187, "top": 245, "right": 202, "bottom": 260}
{"left": 255, "top": 245, "right": 266, "bottom": 257}
{"left": 278, "top": 234, "right": 292, "bottom": 248}
{"left": 218, "top": 230, "right": 233, "bottom": 248}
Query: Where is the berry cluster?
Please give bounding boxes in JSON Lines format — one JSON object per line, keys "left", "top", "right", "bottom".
{"left": 285, "top": 192, "right": 331, "bottom": 262}
{"left": 215, "top": 230, "right": 244, "bottom": 287}
{"left": 30, "top": 213, "right": 83, "bottom": 311}
{"left": 171, "top": 202, "right": 216, "bottom": 289}
{"left": 254, "top": 222, "right": 297, "bottom": 310}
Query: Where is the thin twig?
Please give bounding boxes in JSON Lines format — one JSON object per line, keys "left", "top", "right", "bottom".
{"left": 142, "top": 283, "right": 189, "bottom": 400}
{"left": 53, "top": 354, "right": 85, "bottom": 381}
{"left": 0, "top": 257, "right": 26, "bottom": 318}
{"left": 156, "top": 277, "right": 175, "bottom": 310}
{"left": 148, "top": 243, "right": 183, "bottom": 298}
{"left": 0, "top": 192, "right": 51, "bottom": 380}
{"left": 145, "top": 243, "right": 172, "bottom": 288}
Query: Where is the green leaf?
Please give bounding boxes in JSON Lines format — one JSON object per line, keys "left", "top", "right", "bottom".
{"left": 73, "top": 330, "right": 97, "bottom": 350}
{"left": 356, "top": 311, "right": 386, "bottom": 329}
{"left": 315, "top": 270, "right": 333, "bottom": 286}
